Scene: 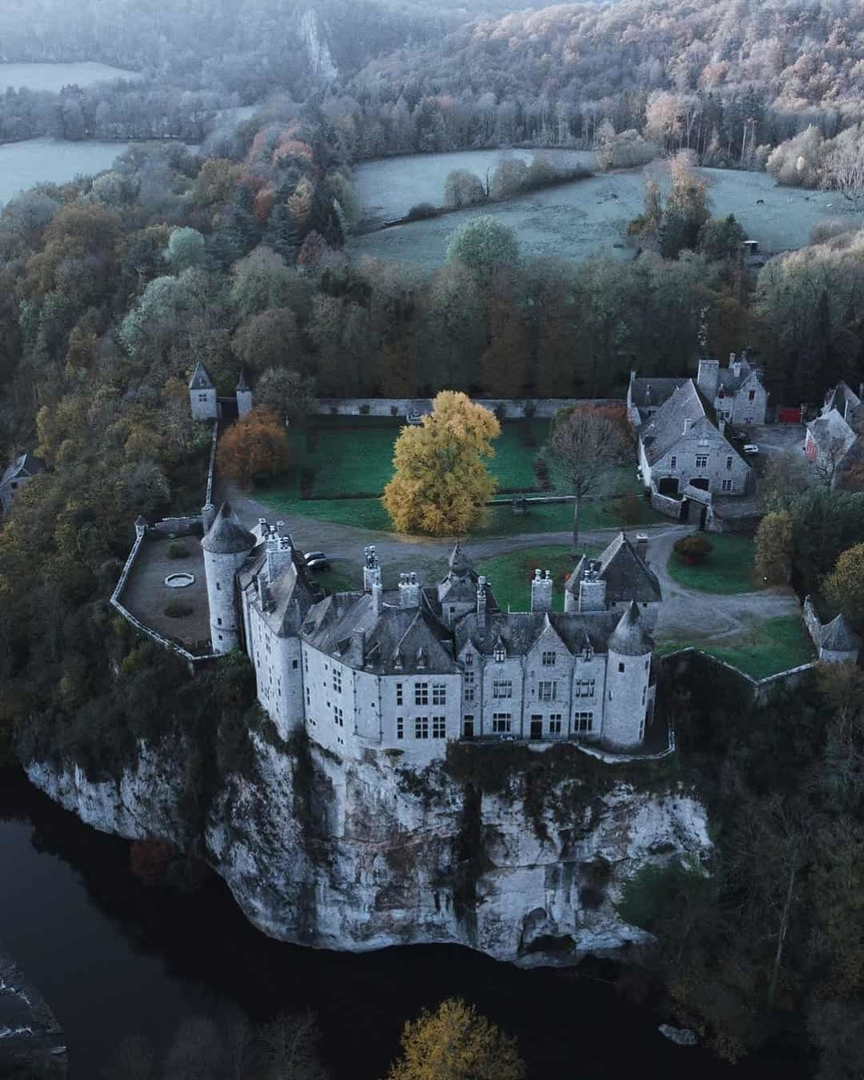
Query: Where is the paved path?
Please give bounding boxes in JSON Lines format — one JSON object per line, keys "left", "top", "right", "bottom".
{"left": 220, "top": 482, "right": 802, "bottom": 649}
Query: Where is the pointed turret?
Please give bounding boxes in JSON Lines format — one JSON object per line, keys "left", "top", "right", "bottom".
{"left": 201, "top": 502, "right": 256, "bottom": 654}
{"left": 189, "top": 361, "right": 217, "bottom": 420}
{"left": 604, "top": 601, "right": 653, "bottom": 748}
{"left": 608, "top": 601, "right": 653, "bottom": 656}
{"left": 201, "top": 501, "right": 256, "bottom": 554}
{"left": 236, "top": 368, "right": 253, "bottom": 418}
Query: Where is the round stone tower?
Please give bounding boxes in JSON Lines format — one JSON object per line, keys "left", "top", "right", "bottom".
{"left": 604, "top": 601, "right": 653, "bottom": 748}
{"left": 201, "top": 501, "right": 256, "bottom": 654}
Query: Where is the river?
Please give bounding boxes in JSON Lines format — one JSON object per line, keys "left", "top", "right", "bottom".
{"left": 0, "top": 771, "right": 808, "bottom": 1079}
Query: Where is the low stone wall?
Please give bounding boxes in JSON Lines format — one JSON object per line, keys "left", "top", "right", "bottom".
{"left": 660, "top": 646, "right": 816, "bottom": 703}
{"left": 315, "top": 397, "right": 624, "bottom": 419}
{"left": 802, "top": 595, "right": 823, "bottom": 653}
{"left": 205, "top": 418, "right": 218, "bottom": 507}
{"left": 147, "top": 515, "right": 203, "bottom": 540}
{"left": 650, "top": 487, "right": 682, "bottom": 520}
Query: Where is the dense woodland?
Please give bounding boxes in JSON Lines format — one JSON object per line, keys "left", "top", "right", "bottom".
{"left": 4, "top": 2, "right": 864, "bottom": 1077}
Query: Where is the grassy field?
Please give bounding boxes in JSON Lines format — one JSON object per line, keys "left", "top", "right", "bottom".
{"left": 255, "top": 417, "right": 663, "bottom": 536}
{"left": 349, "top": 159, "right": 864, "bottom": 268}
{"left": 666, "top": 534, "right": 758, "bottom": 594}
{"left": 476, "top": 544, "right": 604, "bottom": 612}
{"left": 656, "top": 616, "right": 814, "bottom": 680}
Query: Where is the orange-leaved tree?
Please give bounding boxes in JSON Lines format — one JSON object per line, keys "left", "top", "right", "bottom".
{"left": 382, "top": 391, "right": 500, "bottom": 535}
{"left": 217, "top": 405, "right": 291, "bottom": 489}
{"left": 386, "top": 998, "right": 525, "bottom": 1080}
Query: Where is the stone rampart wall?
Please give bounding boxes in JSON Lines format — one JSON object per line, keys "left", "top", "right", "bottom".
{"left": 315, "top": 397, "right": 623, "bottom": 419}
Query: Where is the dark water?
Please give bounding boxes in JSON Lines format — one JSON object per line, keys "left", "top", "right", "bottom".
{"left": 0, "top": 772, "right": 806, "bottom": 1079}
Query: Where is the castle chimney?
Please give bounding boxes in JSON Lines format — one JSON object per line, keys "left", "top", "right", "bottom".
{"left": 477, "top": 575, "right": 488, "bottom": 627}
{"left": 398, "top": 571, "right": 421, "bottom": 609}
{"left": 201, "top": 503, "right": 217, "bottom": 533}
{"left": 372, "top": 577, "right": 383, "bottom": 616}
{"left": 267, "top": 529, "right": 293, "bottom": 582}
{"left": 578, "top": 563, "right": 606, "bottom": 612}
{"left": 683, "top": 417, "right": 692, "bottom": 435}
{"left": 635, "top": 534, "right": 649, "bottom": 564}
{"left": 352, "top": 628, "right": 366, "bottom": 665}
{"left": 363, "top": 545, "right": 382, "bottom": 592}
{"left": 530, "top": 568, "right": 553, "bottom": 612}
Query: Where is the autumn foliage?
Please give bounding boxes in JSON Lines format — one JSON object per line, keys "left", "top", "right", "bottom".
{"left": 217, "top": 405, "right": 292, "bottom": 489}
{"left": 386, "top": 998, "right": 525, "bottom": 1080}
{"left": 382, "top": 392, "right": 500, "bottom": 535}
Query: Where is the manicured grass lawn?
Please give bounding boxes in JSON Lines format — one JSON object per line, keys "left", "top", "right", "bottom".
{"left": 308, "top": 560, "right": 360, "bottom": 594}
{"left": 476, "top": 545, "right": 601, "bottom": 612}
{"left": 666, "top": 534, "right": 757, "bottom": 594}
{"left": 656, "top": 616, "right": 814, "bottom": 679}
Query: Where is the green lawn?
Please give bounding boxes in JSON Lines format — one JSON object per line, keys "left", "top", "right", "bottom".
{"left": 656, "top": 616, "right": 814, "bottom": 679}
{"left": 666, "top": 534, "right": 758, "bottom": 594}
{"left": 475, "top": 545, "right": 603, "bottom": 612}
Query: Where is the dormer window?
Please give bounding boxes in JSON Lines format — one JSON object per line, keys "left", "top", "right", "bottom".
{"left": 494, "top": 642, "right": 506, "bottom": 662}
{"left": 718, "top": 386, "right": 725, "bottom": 399}
{"left": 465, "top": 651, "right": 473, "bottom": 666}
{"left": 416, "top": 647, "right": 427, "bottom": 670}
{"left": 393, "top": 649, "right": 403, "bottom": 671}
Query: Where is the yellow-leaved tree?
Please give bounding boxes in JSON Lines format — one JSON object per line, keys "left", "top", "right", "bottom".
{"left": 382, "top": 391, "right": 500, "bottom": 535}
{"left": 386, "top": 998, "right": 525, "bottom": 1080}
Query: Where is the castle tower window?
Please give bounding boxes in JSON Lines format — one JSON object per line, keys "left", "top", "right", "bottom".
{"left": 415, "top": 717, "right": 429, "bottom": 739}
{"left": 334, "top": 705, "right": 344, "bottom": 727}
{"left": 432, "top": 717, "right": 446, "bottom": 739}
{"left": 670, "top": 455, "right": 677, "bottom": 469}
{"left": 397, "top": 717, "right": 404, "bottom": 740}
{"left": 749, "top": 389, "right": 756, "bottom": 401}
{"left": 415, "top": 682, "right": 429, "bottom": 705}
{"left": 726, "top": 455, "right": 733, "bottom": 470}
{"left": 618, "top": 662, "right": 625, "bottom": 673}
{"left": 492, "top": 714, "right": 512, "bottom": 734}
{"left": 333, "top": 669, "right": 342, "bottom": 693}
{"left": 432, "top": 684, "right": 447, "bottom": 705}
{"left": 396, "top": 683, "right": 403, "bottom": 706}
{"left": 465, "top": 652, "right": 473, "bottom": 666}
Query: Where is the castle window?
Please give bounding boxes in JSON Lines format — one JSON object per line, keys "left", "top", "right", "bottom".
{"left": 642, "top": 686, "right": 646, "bottom": 705}
{"left": 576, "top": 678, "right": 595, "bottom": 698}
{"left": 306, "top": 688, "right": 310, "bottom": 706}
{"left": 397, "top": 717, "right": 404, "bottom": 740}
{"left": 216, "top": 582, "right": 221, "bottom": 591}
{"left": 464, "top": 687, "right": 475, "bottom": 703}
{"left": 415, "top": 683, "right": 429, "bottom": 705}
{"left": 645, "top": 660, "right": 650, "bottom": 670}
{"left": 464, "top": 671, "right": 475, "bottom": 686}
{"left": 670, "top": 455, "right": 677, "bottom": 469}
{"left": 432, "top": 717, "right": 446, "bottom": 739}
{"left": 726, "top": 455, "right": 733, "bottom": 470}
{"left": 463, "top": 716, "right": 475, "bottom": 739}
{"left": 304, "top": 654, "right": 308, "bottom": 673}
{"left": 549, "top": 715, "right": 563, "bottom": 735}
{"left": 618, "top": 662, "right": 625, "bottom": 673}
{"left": 293, "top": 659, "right": 298, "bottom": 669}
{"left": 493, "top": 680, "right": 512, "bottom": 699}
{"left": 217, "top": 617, "right": 222, "bottom": 626}
{"left": 722, "top": 479, "right": 733, "bottom": 492}
{"left": 538, "top": 680, "right": 556, "bottom": 702}
{"left": 432, "top": 684, "right": 447, "bottom": 705}
{"left": 494, "top": 644, "right": 506, "bottom": 662}
{"left": 639, "top": 717, "right": 646, "bottom": 741}
{"left": 198, "top": 393, "right": 207, "bottom": 402}
{"left": 465, "top": 652, "right": 473, "bottom": 666}
{"left": 749, "top": 389, "right": 756, "bottom": 401}
{"left": 415, "top": 717, "right": 429, "bottom": 740}
{"left": 492, "top": 714, "right": 512, "bottom": 734}
{"left": 396, "top": 683, "right": 403, "bottom": 706}
{"left": 333, "top": 668, "right": 342, "bottom": 693}
{"left": 695, "top": 454, "right": 708, "bottom": 469}
{"left": 574, "top": 712, "right": 594, "bottom": 733}
{"left": 542, "top": 651, "right": 556, "bottom": 666}
{"left": 334, "top": 705, "right": 344, "bottom": 727}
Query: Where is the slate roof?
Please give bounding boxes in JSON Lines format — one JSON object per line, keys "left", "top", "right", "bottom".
{"left": 201, "top": 501, "right": 256, "bottom": 554}
{"left": 454, "top": 610, "right": 620, "bottom": 658}
{"left": 302, "top": 589, "right": 459, "bottom": 675}
{"left": 716, "top": 360, "right": 755, "bottom": 395}
{"left": 566, "top": 532, "right": 661, "bottom": 604}
{"left": 0, "top": 451, "right": 44, "bottom": 488}
{"left": 608, "top": 601, "right": 653, "bottom": 656}
{"left": 236, "top": 369, "right": 251, "bottom": 392}
{"left": 239, "top": 537, "right": 319, "bottom": 636}
{"left": 437, "top": 542, "right": 500, "bottom": 610}
{"left": 189, "top": 361, "right": 214, "bottom": 390}
{"left": 629, "top": 377, "right": 687, "bottom": 411}
{"left": 806, "top": 410, "right": 857, "bottom": 458}
{"left": 639, "top": 380, "right": 717, "bottom": 466}
{"left": 820, "top": 613, "right": 861, "bottom": 653}
{"left": 823, "top": 381, "right": 861, "bottom": 420}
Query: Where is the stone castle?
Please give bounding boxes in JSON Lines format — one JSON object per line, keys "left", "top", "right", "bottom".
{"left": 200, "top": 503, "right": 662, "bottom": 756}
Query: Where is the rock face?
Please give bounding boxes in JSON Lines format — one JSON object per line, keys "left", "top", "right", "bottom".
{"left": 27, "top": 739, "right": 711, "bottom": 965}
{"left": 0, "top": 943, "right": 67, "bottom": 1076}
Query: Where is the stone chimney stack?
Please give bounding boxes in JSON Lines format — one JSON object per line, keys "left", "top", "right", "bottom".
{"left": 363, "top": 545, "right": 382, "bottom": 592}
{"left": 398, "top": 571, "right": 421, "bottom": 609}
{"left": 578, "top": 563, "right": 607, "bottom": 612}
{"left": 635, "top": 534, "right": 649, "bottom": 564}
{"left": 352, "top": 628, "right": 366, "bottom": 665}
{"left": 266, "top": 527, "right": 293, "bottom": 582}
{"left": 530, "top": 568, "right": 553, "bottom": 612}
{"left": 476, "top": 575, "right": 488, "bottom": 628}
{"left": 730, "top": 351, "right": 742, "bottom": 379}
{"left": 683, "top": 417, "right": 692, "bottom": 435}
{"left": 372, "top": 578, "right": 383, "bottom": 616}
{"left": 696, "top": 357, "right": 720, "bottom": 402}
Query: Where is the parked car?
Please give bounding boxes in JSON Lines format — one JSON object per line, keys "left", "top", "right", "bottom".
{"left": 303, "top": 551, "right": 330, "bottom": 571}
{"left": 743, "top": 444, "right": 760, "bottom": 456}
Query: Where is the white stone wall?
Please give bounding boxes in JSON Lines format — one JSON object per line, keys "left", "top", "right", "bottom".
{"left": 191, "top": 387, "right": 217, "bottom": 421}
{"left": 571, "top": 653, "right": 607, "bottom": 737}
{"left": 204, "top": 547, "right": 251, "bottom": 653}
{"left": 248, "top": 607, "right": 304, "bottom": 740}
{"left": 237, "top": 389, "right": 253, "bottom": 418}
{"left": 381, "top": 672, "right": 461, "bottom": 764}
{"left": 480, "top": 655, "right": 526, "bottom": 736}
{"left": 522, "top": 630, "right": 574, "bottom": 737}
{"left": 303, "top": 643, "right": 353, "bottom": 758}
{"left": 603, "top": 649, "right": 651, "bottom": 748}
{"left": 725, "top": 373, "right": 767, "bottom": 426}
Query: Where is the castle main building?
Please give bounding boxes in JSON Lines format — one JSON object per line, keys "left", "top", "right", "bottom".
{"left": 201, "top": 504, "right": 660, "bottom": 758}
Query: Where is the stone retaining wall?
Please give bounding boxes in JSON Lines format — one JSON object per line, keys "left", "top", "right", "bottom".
{"left": 315, "top": 397, "right": 624, "bottom": 419}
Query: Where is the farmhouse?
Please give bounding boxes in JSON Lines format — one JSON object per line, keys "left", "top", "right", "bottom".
{"left": 200, "top": 509, "right": 660, "bottom": 755}
{"left": 0, "top": 451, "right": 44, "bottom": 513}
{"left": 805, "top": 381, "right": 863, "bottom": 485}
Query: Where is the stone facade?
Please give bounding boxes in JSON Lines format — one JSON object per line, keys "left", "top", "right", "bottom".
{"left": 695, "top": 353, "right": 768, "bottom": 426}
{"left": 189, "top": 362, "right": 254, "bottom": 422}
{"left": 201, "top": 514, "right": 662, "bottom": 757}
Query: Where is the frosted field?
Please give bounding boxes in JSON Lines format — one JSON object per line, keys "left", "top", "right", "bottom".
{"left": 353, "top": 148, "right": 597, "bottom": 221}
{"left": 0, "top": 61, "right": 141, "bottom": 93}
{"left": 349, "top": 159, "right": 864, "bottom": 268}
{"left": 0, "top": 138, "right": 129, "bottom": 206}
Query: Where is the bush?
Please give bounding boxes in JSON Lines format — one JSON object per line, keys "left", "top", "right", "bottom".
{"left": 359, "top": 403, "right": 370, "bottom": 415}
{"left": 167, "top": 540, "right": 189, "bottom": 559}
{"left": 390, "top": 404, "right": 399, "bottom": 416}
{"left": 673, "top": 534, "right": 713, "bottom": 564}
{"left": 164, "top": 600, "right": 193, "bottom": 618}
{"left": 406, "top": 202, "right": 439, "bottom": 221}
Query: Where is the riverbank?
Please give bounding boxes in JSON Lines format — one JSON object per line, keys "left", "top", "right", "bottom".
{"left": 0, "top": 941, "right": 66, "bottom": 1077}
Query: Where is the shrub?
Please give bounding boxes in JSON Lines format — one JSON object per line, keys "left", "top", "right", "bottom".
{"left": 673, "top": 534, "right": 713, "bottom": 564}
{"left": 390, "top": 404, "right": 399, "bottom": 416}
{"left": 406, "top": 202, "right": 439, "bottom": 221}
{"left": 359, "top": 403, "right": 370, "bottom": 415}
{"left": 167, "top": 540, "right": 189, "bottom": 559}
{"left": 164, "top": 600, "right": 193, "bottom": 618}
{"left": 523, "top": 402, "right": 536, "bottom": 419}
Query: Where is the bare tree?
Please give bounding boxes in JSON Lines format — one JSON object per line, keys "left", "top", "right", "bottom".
{"left": 545, "top": 406, "right": 631, "bottom": 550}
{"left": 255, "top": 1010, "right": 328, "bottom": 1080}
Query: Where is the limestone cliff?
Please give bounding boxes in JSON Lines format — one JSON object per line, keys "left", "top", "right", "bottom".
{"left": 26, "top": 738, "right": 711, "bottom": 965}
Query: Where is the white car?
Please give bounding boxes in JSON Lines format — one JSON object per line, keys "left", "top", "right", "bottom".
{"left": 743, "top": 444, "right": 759, "bottom": 455}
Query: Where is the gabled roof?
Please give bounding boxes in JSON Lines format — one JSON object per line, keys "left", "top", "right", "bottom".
{"left": 716, "top": 360, "right": 757, "bottom": 395}
{"left": 639, "top": 380, "right": 724, "bottom": 466}
{"left": 608, "top": 601, "right": 653, "bottom": 656}
{"left": 821, "top": 613, "right": 861, "bottom": 653}
{"left": 437, "top": 543, "right": 500, "bottom": 610}
{"left": 239, "top": 539, "right": 318, "bottom": 635}
{"left": 806, "top": 409, "right": 856, "bottom": 458}
{"left": 453, "top": 610, "right": 620, "bottom": 658}
{"left": 0, "top": 451, "right": 44, "bottom": 488}
{"left": 629, "top": 377, "right": 687, "bottom": 411}
{"left": 566, "top": 532, "right": 661, "bottom": 604}
{"left": 189, "top": 361, "right": 214, "bottom": 390}
{"left": 201, "top": 501, "right": 256, "bottom": 554}
{"left": 823, "top": 381, "right": 861, "bottom": 420}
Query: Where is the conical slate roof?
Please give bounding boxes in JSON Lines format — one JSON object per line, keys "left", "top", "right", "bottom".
{"left": 201, "top": 501, "right": 256, "bottom": 554}
{"left": 448, "top": 540, "right": 472, "bottom": 573}
{"left": 189, "top": 360, "right": 214, "bottom": 390}
{"left": 608, "top": 601, "right": 652, "bottom": 656}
